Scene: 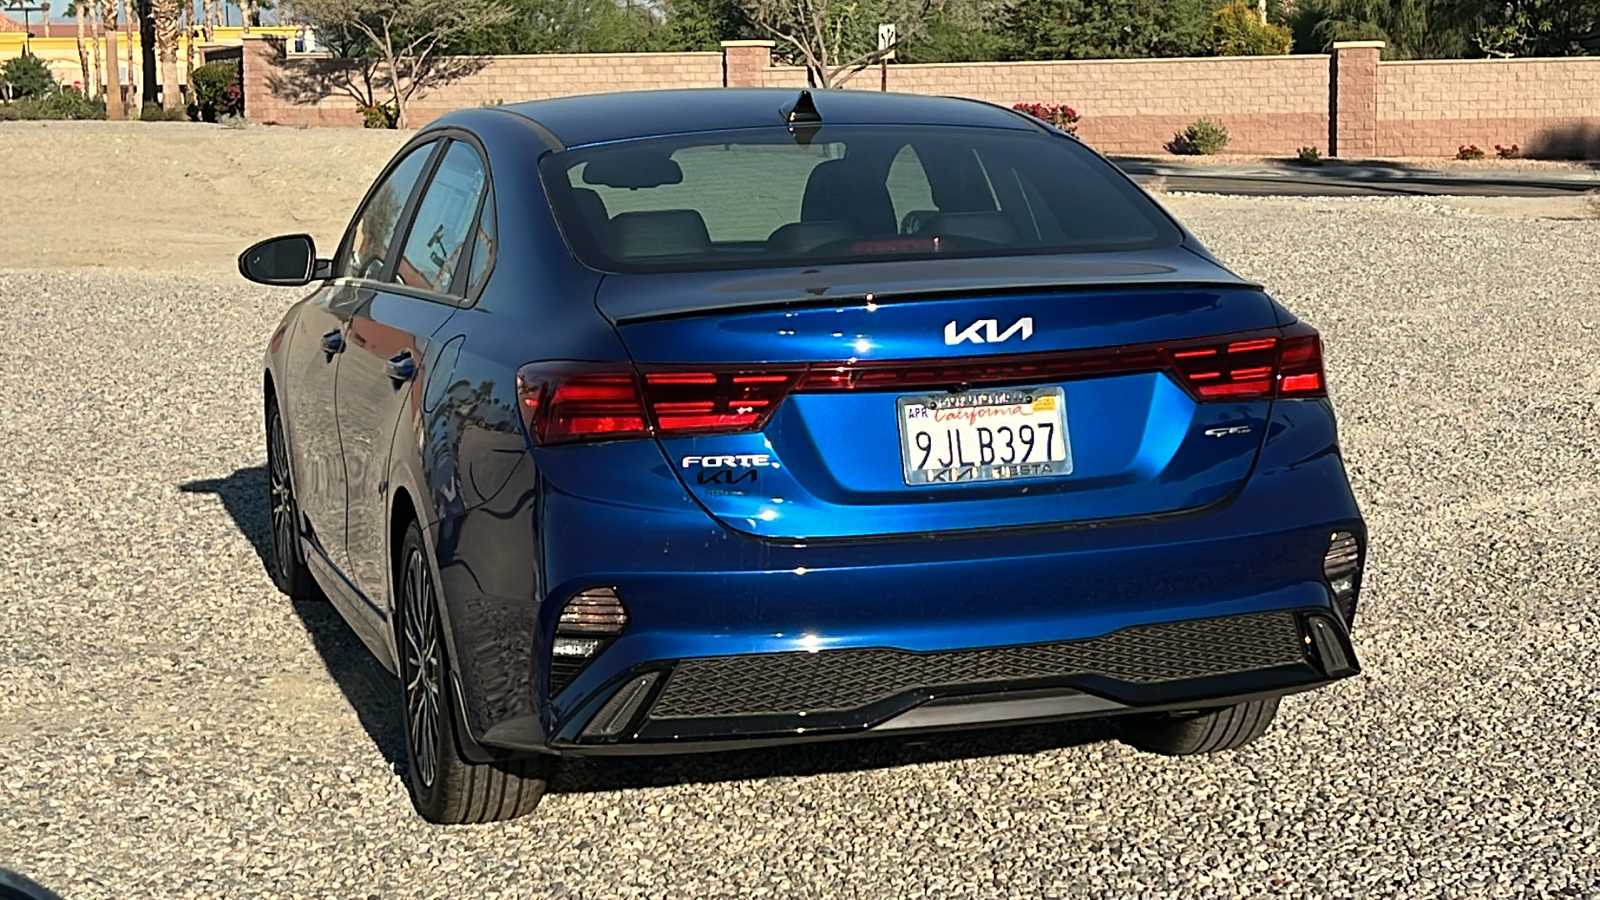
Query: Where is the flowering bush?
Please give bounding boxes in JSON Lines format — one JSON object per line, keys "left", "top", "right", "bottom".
{"left": 1457, "top": 144, "right": 1486, "bottom": 160}
{"left": 1013, "top": 102, "right": 1081, "bottom": 134}
{"left": 1495, "top": 143, "right": 1521, "bottom": 159}
{"left": 190, "top": 62, "right": 243, "bottom": 122}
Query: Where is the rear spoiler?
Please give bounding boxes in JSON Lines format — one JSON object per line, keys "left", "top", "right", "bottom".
{"left": 596, "top": 246, "right": 1264, "bottom": 324}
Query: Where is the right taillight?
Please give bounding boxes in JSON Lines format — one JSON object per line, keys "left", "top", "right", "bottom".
{"left": 1164, "top": 322, "right": 1326, "bottom": 401}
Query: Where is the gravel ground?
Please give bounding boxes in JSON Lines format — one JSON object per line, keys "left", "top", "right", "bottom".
{"left": 2, "top": 186, "right": 1600, "bottom": 899}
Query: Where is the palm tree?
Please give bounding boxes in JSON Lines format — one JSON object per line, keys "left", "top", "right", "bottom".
{"left": 67, "top": 0, "right": 92, "bottom": 93}
{"left": 151, "top": 0, "right": 179, "bottom": 109}
{"left": 86, "top": 0, "right": 104, "bottom": 97}
{"left": 99, "top": 0, "right": 124, "bottom": 117}
{"left": 201, "top": 0, "right": 213, "bottom": 40}
{"left": 182, "top": 0, "right": 194, "bottom": 80}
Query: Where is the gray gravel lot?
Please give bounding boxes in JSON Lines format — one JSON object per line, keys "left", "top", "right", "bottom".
{"left": 2, "top": 195, "right": 1599, "bottom": 899}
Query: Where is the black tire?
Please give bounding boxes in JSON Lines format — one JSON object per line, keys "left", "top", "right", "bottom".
{"left": 266, "top": 401, "right": 318, "bottom": 602}
{"left": 395, "top": 520, "right": 552, "bottom": 824}
{"left": 1119, "top": 697, "right": 1281, "bottom": 756}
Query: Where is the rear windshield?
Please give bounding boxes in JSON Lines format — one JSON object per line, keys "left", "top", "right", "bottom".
{"left": 538, "top": 125, "right": 1181, "bottom": 274}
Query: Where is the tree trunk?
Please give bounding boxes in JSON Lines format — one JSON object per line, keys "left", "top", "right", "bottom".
{"left": 123, "top": 0, "right": 137, "bottom": 110}
{"left": 101, "top": 0, "right": 124, "bottom": 118}
{"left": 153, "top": 0, "right": 181, "bottom": 110}
{"left": 89, "top": 5, "right": 104, "bottom": 98}
{"left": 201, "top": 0, "right": 214, "bottom": 41}
{"left": 241, "top": 0, "right": 253, "bottom": 34}
{"left": 182, "top": 0, "right": 194, "bottom": 84}
{"left": 75, "top": 4, "right": 91, "bottom": 93}
{"left": 1257, "top": 0, "right": 1268, "bottom": 24}
{"left": 389, "top": 56, "right": 408, "bottom": 129}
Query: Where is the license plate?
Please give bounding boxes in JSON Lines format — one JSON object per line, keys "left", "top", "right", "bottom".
{"left": 897, "top": 386, "right": 1072, "bottom": 485}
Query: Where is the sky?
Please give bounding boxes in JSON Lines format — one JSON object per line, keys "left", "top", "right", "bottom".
{"left": 5, "top": 0, "right": 286, "bottom": 26}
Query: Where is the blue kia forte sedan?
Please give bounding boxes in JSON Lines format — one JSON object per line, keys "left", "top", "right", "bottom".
{"left": 243, "top": 88, "right": 1366, "bottom": 824}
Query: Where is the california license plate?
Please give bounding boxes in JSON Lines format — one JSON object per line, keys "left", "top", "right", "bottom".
{"left": 897, "top": 387, "right": 1072, "bottom": 485}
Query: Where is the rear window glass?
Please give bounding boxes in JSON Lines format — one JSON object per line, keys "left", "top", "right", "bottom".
{"left": 539, "top": 125, "right": 1180, "bottom": 274}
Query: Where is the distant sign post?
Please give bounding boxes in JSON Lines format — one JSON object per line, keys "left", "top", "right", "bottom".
{"left": 878, "top": 23, "right": 896, "bottom": 91}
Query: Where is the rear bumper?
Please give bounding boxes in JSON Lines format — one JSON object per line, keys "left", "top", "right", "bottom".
{"left": 550, "top": 606, "right": 1358, "bottom": 754}
{"left": 439, "top": 397, "right": 1365, "bottom": 756}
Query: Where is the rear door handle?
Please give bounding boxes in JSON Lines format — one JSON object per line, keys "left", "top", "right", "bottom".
{"left": 386, "top": 351, "right": 416, "bottom": 383}
{"left": 320, "top": 330, "right": 345, "bottom": 354}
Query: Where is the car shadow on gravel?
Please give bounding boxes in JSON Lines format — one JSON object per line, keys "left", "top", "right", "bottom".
{"left": 185, "top": 466, "right": 1120, "bottom": 791}
{"left": 181, "top": 466, "right": 408, "bottom": 771}
{"left": 550, "top": 719, "right": 1118, "bottom": 796}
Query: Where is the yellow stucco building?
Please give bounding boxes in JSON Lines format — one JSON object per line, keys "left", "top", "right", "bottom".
{"left": 0, "top": 24, "right": 302, "bottom": 102}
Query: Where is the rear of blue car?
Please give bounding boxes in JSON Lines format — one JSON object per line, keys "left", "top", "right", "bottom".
{"left": 509, "top": 119, "right": 1365, "bottom": 753}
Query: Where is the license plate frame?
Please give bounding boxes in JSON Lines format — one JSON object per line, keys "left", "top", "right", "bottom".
{"left": 896, "top": 385, "right": 1073, "bottom": 486}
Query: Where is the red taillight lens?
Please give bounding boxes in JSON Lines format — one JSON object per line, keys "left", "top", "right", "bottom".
{"left": 516, "top": 364, "right": 651, "bottom": 445}
{"left": 515, "top": 325, "right": 1327, "bottom": 445}
{"left": 1166, "top": 323, "right": 1326, "bottom": 400}
{"left": 643, "top": 370, "right": 802, "bottom": 433}
{"left": 1276, "top": 328, "right": 1326, "bottom": 396}
{"left": 516, "top": 363, "right": 802, "bottom": 444}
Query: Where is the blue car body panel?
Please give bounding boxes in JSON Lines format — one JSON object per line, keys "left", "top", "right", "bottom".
{"left": 261, "top": 90, "right": 1365, "bottom": 761}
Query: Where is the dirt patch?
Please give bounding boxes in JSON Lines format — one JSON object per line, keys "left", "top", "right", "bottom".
{"left": 1118, "top": 152, "right": 1596, "bottom": 171}
{"left": 0, "top": 120, "right": 408, "bottom": 271}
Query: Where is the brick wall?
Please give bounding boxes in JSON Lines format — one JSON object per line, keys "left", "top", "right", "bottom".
{"left": 881, "top": 55, "right": 1330, "bottom": 155}
{"left": 243, "top": 37, "right": 723, "bottom": 128}
{"left": 242, "top": 36, "right": 1600, "bottom": 159}
{"left": 1379, "top": 57, "right": 1600, "bottom": 157}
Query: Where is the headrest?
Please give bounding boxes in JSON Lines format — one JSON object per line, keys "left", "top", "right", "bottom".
{"left": 610, "top": 210, "right": 712, "bottom": 260}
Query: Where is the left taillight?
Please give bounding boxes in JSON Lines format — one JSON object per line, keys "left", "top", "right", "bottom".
{"left": 516, "top": 362, "right": 801, "bottom": 445}
{"left": 516, "top": 363, "right": 651, "bottom": 445}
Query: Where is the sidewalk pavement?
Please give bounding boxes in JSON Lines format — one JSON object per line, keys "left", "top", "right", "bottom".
{"left": 1108, "top": 156, "right": 1600, "bottom": 197}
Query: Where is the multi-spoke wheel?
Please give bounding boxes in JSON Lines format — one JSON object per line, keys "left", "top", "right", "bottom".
{"left": 266, "top": 401, "right": 317, "bottom": 602}
{"left": 394, "top": 520, "right": 553, "bottom": 824}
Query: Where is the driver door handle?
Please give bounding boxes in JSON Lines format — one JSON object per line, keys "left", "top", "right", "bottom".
{"left": 386, "top": 351, "right": 417, "bottom": 383}
{"left": 320, "top": 330, "right": 345, "bottom": 354}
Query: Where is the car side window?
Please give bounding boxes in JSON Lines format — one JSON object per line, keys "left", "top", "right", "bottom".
{"left": 395, "top": 142, "right": 490, "bottom": 295}
{"left": 339, "top": 141, "right": 436, "bottom": 281}
{"left": 463, "top": 190, "right": 497, "bottom": 297}
{"left": 886, "top": 144, "right": 937, "bottom": 233}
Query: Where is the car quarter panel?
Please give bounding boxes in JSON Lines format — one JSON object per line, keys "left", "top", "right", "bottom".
{"left": 379, "top": 108, "right": 636, "bottom": 742}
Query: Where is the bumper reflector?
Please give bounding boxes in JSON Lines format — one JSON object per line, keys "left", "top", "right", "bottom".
{"left": 1323, "top": 531, "right": 1362, "bottom": 623}
{"left": 549, "top": 588, "right": 628, "bottom": 697}
{"left": 580, "top": 672, "right": 661, "bottom": 740}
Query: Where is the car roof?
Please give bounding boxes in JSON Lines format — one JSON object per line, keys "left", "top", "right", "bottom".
{"left": 491, "top": 88, "right": 1039, "bottom": 149}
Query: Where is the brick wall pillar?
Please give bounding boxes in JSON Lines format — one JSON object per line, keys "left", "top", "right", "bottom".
{"left": 721, "top": 40, "right": 774, "bottom": 88}
{"left": 240, "top": 34, "right": 280, "bottom": 124}
{"left": 1329, "top": 40, "right": 1383, "bottom": 158}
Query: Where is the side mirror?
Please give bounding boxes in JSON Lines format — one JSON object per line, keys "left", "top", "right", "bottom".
{"left": 239, "top": 234, "right": 328, "bottom": 286}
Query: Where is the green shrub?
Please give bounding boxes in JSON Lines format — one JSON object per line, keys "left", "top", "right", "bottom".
{"left": 1209, "top": 1, "right": 1292, "bottom": 55}
{"left": 359, "top": 100, "right": 398, "bottom": 129}
{"left": 1, "top": 51, "right": 57, "bottom": 100}
{"left": 1295, "top": 145, "right": 1323, "bottom": 165}
{"left": 1168, "top": 119, "right": 1230, "bottom": 155}
{"left": 189, "top": 61, "right": 242, "bottom": 122}
{"left": 0, "top": 87, "right": 106, "bottom": 121}
{"left": 141, "top": 102, "right": 188, "bottom": 121}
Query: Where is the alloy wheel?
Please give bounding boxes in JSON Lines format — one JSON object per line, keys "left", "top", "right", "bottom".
{"left": 267, "top": 411, "right": 297, "bottom": 579}
{"left": 401, "top": 547, "right": 443, "bottom": 789}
